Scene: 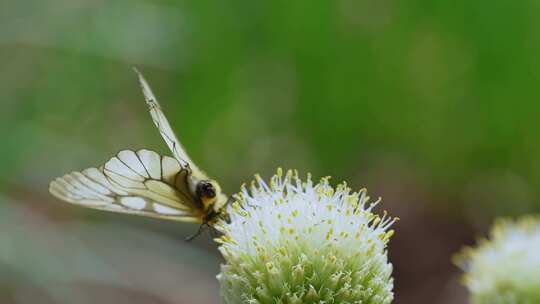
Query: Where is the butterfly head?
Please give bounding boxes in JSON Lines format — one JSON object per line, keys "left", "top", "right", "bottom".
{"left": 196, "top": 181, "right": 216, "bottom": 200}
{"left": 195, "top": 180, "right": 227, "bottom": 214}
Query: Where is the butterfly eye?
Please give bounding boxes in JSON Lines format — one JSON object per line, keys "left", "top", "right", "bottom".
{"left": 197, "top": 181, "right": 216, "bottom": 199}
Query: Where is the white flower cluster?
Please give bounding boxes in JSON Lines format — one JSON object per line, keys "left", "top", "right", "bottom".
{"left": 455, "top": 216, "right": 540, "bottom": 304}
{"left": 216, "top": 169, "right": 397, "bottom": 304}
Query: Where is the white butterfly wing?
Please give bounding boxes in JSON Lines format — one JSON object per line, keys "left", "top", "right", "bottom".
{"left": 133, "top": 68, "right": 205, "bottom": 178}
{"left": 49, "top": 149, "right": 202, "bottom": 223}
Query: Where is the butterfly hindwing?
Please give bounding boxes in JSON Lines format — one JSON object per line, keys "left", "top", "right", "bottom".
{"left": 49, "top": 149, "right": 203, "bottom": 223}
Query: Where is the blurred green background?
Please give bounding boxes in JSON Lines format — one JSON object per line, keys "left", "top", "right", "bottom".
{"left": 2, "top": 0, "right": 540, "bottom": 303}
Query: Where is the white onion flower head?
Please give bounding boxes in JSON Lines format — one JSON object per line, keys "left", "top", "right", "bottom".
{"left": 215, "top": 169, "right": 397, "bottom": 304}
{"left": 455, "top": 216, "right": 540, "bottom": 304}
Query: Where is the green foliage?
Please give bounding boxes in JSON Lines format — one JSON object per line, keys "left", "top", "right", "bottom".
{"left": 3, "top": 0, "right": 540, "bottom": 215}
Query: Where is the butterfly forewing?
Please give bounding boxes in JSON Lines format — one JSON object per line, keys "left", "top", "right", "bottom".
{"left": 133, "top": 68, "right": 207, "bottom": 179}
{"left": 49, "top": 149, "right": 203, "bottom": 223}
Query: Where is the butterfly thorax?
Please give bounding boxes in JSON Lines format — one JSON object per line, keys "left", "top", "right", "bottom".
{"left": 179, "top": 172, "right": 228, "bottom": 223}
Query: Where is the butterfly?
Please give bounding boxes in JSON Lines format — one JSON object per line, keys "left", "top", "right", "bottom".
{"left": 49, "top": 68, "right": 229, "bottom": 240}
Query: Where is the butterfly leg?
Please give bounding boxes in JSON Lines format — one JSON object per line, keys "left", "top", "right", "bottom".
{"left": 209, "top": 225, "right": 220, "bottom": 238}
{"left": 185, "top": 223, "right": 209, "bottom": 242}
